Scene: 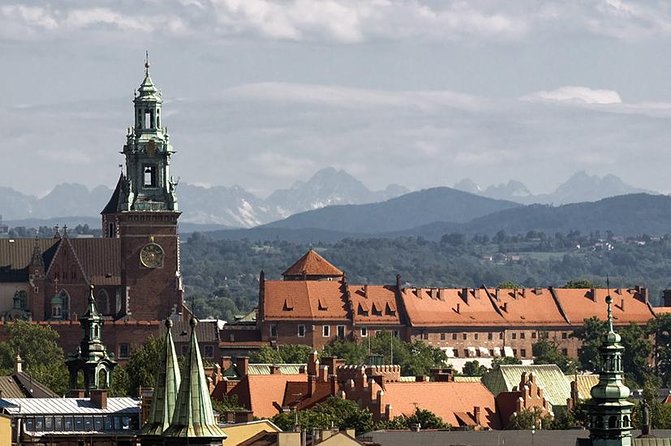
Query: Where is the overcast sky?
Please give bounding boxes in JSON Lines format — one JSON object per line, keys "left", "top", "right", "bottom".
{"left": 2, "top": 0, "right": 671, "bottom": 197}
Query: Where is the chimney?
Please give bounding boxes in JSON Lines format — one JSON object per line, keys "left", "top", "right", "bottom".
{"left": 455, "top": 303, "right": 460, "bottom": 314}
{"left": 307, "top": 351, "right": 319, "bottom": 377}
{"left": 461, "top": 288, "right": 469, "bottom": 304}
{"left": 620, "top": 298, "right": 625, "bottom": 312}
{"left": 14, "top": 353, "right": 23, "bottom": 374}
{"left": 269, "top": 364, "right": 280, "bottom": 375}
{"left": 66, "top": 389, "right": 86, "bottom": 398}
{"left": 431, "top": 288, "right": 438, "bottom": 299}
{"left": 235, "top": 411, "right": 253, "bottom": 424}
{"left": 90, "top": 389, "right": 108, "bottom": 410}
{"left": 385, "top": 403, "right": 393, "bottom": 421}
{"left": 590, "top": 288, "right": 596, "bottom": 302}
{"left": 664, "top": 290, "right": 671, "bottom": 307}
{"left": 639, "top": 287, "right": 649, "bottom": 303}
{"left": 474, "top": 406, "right": 481, "bottom": 426}
{"left": 308, "top": 376, "right": 317, "bottom": 397}
{"left": 364, "top": 284, "right": 368, "bottom": 298}
{"left": 236, "top": 356, "right": 249, "bottom": 377}
{"left": 416, "top": 288, "right": 423, "bottom": 298}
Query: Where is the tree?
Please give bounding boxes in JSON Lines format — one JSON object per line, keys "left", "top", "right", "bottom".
{"left": 271, "top": 397, "right": 374, "bottom": 435}
{"left": 249, "top": 345, "right": 315, "bottom": 364}
{"left": 0, "top": 321, "right": 68, "bottom": 395}
{"left": 461, "top": 360, "right": 488, "bottom": 376}
{"left": 563, "top": 280, "right": 600, "bottom": 288}
{"left": 571, "top": 317, "right": 608, "bottom": 372}
{"left": 124, "top": 336, "right": 165, "bottom": 396}
{"left": 491, "top": 356, "right": 522, "bottom": 370}
{"left": 380, "top": 407, "right": 451, "bottom": 430}
{"left": 506, "top": 407, "right": 552, "bottom": 430}
{"left": 532, "top": 338, "right": 576, "bottom": 374}
{"left": 497, "top": 281, "right": 523, "bottom": 289}
{"left": 649, "top": 314, "right": 671, "bottom": 386}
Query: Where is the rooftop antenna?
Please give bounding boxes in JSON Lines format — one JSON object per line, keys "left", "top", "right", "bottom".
{"left": 606, "top": 275, "right": 614, "bottom": 333}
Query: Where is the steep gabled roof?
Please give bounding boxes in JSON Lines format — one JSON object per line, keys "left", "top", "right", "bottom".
{"left": 141, "top": 319, "right": 181, "bottom": 437}
{"left": 101, "top": 173, "right": 125, "bottom": 214}
{"left": 163, "top": 318, "right": 226, "bottom": 440}
{"left": 282, "top": 250, "right": 344, "bottom": 278}
{"left": 349, "top": 285, "right": 401, "bottom": 325}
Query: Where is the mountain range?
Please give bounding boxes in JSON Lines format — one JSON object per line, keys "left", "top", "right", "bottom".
{"left": 0, "top": 167, "right": 408, "bottom": 228}
{"left": 453, "top": 171, "right": 652, "bottom": 205}
{"left": 0, "top": 169, "right": 659, "bottom": 236}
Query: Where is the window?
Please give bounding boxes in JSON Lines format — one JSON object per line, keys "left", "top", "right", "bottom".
{"left": 94, "top": 417, "right": 103, "bottom": 431}
{"left": 499, "top": 332, "right": 504, "bottom": 339}
{"left": 488, "top": 333, "right": 493, "bottom": 340}
{"left": 562, "top": 332, "right": 568, "bottom": 339}
{"left": 464, "top": 349, "right": 469, "bottom": 357}
{"left": 203, "top": 345, "right": 214, "bottom": 358}
{"left": 119, "top": 343, "right": 130, "bottom": 359}
{"left": 108, "top": 222, "right": 115, "bottom": 238}
{"left": 393, "top": 330, "right": 400, "bottom": 338}
{"left": 64, "top": 417, "right": 73, "bottom": 431}
{"left": 513, "top": 349, "right": 518, "bottom": 357}
{"left": 337, "top": 325, "right": 345, "bottom": 339}
{"left": 54, "top": 417, "right": 63, "bottom": 431}
{"left": 75, "top": 417, "right": 83, "bottom": 431}
{"left": 361, "top": 327, "right": 368, "bottom": 337}
{"left": 323, "top": 325, "right": 330, "bottom": 337}
{"left": 463, "top": 333, "right": 468, "bottom": 340}
{"left": 45, "top": 416, "right": 53, "bottom": 431}
{"left": 454, "top": 349, "right": 459, "bottom": 357}
{"left": 143, "top": 164, "right": 157, "bottom": 187}
{"left": 422, "top": 332, "right": 429, "bottom": 340}
{"left": 440, "top": 333, "right": 446, "bottom": 341}
{"left": 562, "top": 348, "right": 568, "bottom": 356}
{"left": 532, "top": 332, "right": 537, "bottom": 339}
{"left": 452, "top": 333, "right": 458, "bottom": 340}
{"left": 512, "top": 333, "right": 517, "bottom": 340}
{"left": 269, "top": 325, "right": 277, "bottom": 338}
{"left": 520, "top": 332, "right": 525, "bottom": 339}
{"left": 521, "top": 349, "right": 527, "bottom": 358}
{"left": 297, "top": 325, "right": 306, "bottom": 337}
{"left": 474, "top": 333, "right": 479, "bottom": 340}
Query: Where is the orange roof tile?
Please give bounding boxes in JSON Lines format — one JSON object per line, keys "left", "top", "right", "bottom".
{"left": 349, "top": 285, "right": 401, "bottom": 325}
{"left": 654, "top": 306, "right": 671, "bottom": 315}
{"left": 282, "top": 250, "right": 344, "bottom": 278}
{"left": 484, "top": 288, "right": 567, "bottom": 326}
{"left": 228, "top": 374, "right": 306, "bottom": 419}
{"left": 382, "top": 381, "right": 500, "bottom": 429}
{"left": 552, "top": 288, "right": 654, "bottom": 325}
{"left": 400, "top": 288, "right": 505, "bottom": 327}
{"left": 263, "top": 280, "right": 349, "bottom": 320}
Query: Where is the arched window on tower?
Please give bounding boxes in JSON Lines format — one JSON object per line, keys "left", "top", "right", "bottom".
{"left": 143, "top": 165, "right": 157, "bottom": 187}
{"left": 144, "top": 109, "right": 151, "bottom": 129}
{"left": 156, "top": 110, "right": 160, "bottom": 128}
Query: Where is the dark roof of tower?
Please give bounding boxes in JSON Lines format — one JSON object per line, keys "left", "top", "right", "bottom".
{"left": 282, "top": 250, "right": 344, "bottom": 278}
{"left": 101, "top": 173, "right": 124, "bottom": 215}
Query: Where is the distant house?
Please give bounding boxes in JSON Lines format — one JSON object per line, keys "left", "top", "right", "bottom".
{"left": 0, "top": 354, "right": 58, "bottom": 399}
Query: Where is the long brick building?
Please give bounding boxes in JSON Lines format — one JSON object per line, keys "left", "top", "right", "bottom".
{"left": 241, "top": 249, "right": 668, "bottom": 361}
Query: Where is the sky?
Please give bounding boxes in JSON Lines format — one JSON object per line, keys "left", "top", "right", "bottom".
{"left": 2, "top": 0, "right": 671, "bottom": 197}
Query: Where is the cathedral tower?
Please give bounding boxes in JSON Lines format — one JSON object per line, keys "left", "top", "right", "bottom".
{"left": 102, "top": 56, "right": 184, "bottom": 320}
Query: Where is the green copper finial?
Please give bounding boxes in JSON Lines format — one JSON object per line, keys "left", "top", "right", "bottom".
{"left": 145, "top": 50, "right": 150, "bottom": 75}
{"left": 606, "top": 276, "right": 614, "bottom": 333}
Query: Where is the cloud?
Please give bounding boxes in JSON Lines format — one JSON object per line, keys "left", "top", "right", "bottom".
{"left": 222, "top": 82, "right": 488, "bottom": 111}
{"left": 521, "top": 86, "right": 623, "bottom": 105}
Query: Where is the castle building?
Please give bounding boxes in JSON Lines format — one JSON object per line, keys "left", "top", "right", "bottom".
{"left": 0, "top": 59, "right": 185, "bottom": 359}
{"left": 239, "top": 249, "right": 666, "bottom": 361}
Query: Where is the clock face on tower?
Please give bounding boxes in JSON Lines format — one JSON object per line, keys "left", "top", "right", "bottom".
{"left": 140, "top": 243, "right": 164, "bottom": 268}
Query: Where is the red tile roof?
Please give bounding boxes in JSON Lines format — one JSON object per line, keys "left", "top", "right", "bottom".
{"left": 400, "top": 288, "right": 504, "bottom": 327}
{"left": 228, "top": 374, "right": 306, "bottom": 419}
{"left": 263, "top": 280, "right": 349, "bottom": 321}
{"left": 485, "top": 288, "right": 567, "bottom": 326}
{"left": 552, "top": 288, "right": 654, "bottom": 324}
{"left": 382, "top": 381, "right": 500, "bottom": 429}
{"left": 282, "top": 250, "right": 344, "bottom": 278}
{"left": 349, "top": 285, "right": 401, "bottom": 325}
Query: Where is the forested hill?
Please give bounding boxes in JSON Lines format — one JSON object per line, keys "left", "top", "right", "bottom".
{"left": 400, "top": 193, "right": 671, "bottom": 240}
{"left": 260, "top": 187, "right": 521, "bottom": 233}
{"left": 206, "top": 193, "right": 671, "bottom": 243}
{"left": 181, "top": 231, "right": 671, "bottom": 321}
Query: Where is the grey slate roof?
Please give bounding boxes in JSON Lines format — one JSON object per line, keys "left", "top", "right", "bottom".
{"left": 0, "top": 397, "right": 139, "bottom": 415}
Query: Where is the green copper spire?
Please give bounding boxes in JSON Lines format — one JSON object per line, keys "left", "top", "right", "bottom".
{"left": 65, "top": 286, "right": 117, "bottom": 395}
{"left": 585, "top": 294, "right": 634, "bottom": 446}
{"left": 141, "top": 319, "right": 182, "bottom": 439}
{"left": 163, "top": 318, "right": 226, "bottom": 444}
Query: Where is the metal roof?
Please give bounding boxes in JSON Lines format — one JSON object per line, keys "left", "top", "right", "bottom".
{"left": 481, "top": 364, "right": 572, "bottom": 408}
{"left": 0, "top": 397, "right": 140, "bottom": 415}
{"left": 247, "top": 364, "right": 305, "bottom": 375}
